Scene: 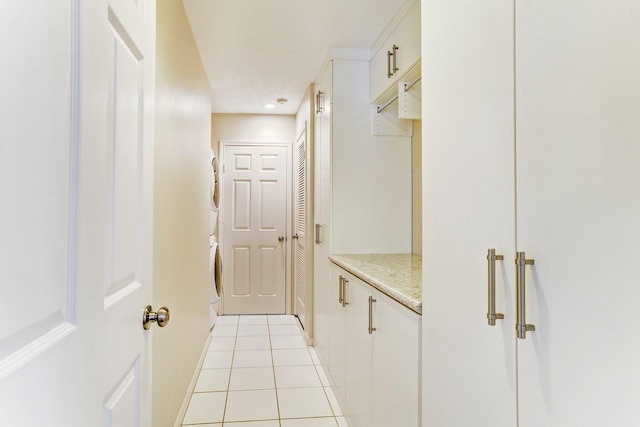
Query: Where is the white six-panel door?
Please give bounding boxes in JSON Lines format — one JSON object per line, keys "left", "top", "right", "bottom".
{"left": 222, "top": 143, "right": 290, "bottom": 314}
{"left": 0, "top": 0, "right": 155, "bottom": 425}
{"left": 294, "top": 125, "right": 308, "bottom": 327}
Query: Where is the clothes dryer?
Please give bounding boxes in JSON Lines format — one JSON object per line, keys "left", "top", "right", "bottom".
{"left": 209, "top": 235, "right": 222, "bottom": 327}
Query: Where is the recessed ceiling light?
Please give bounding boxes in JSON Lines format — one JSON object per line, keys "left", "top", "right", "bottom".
{"left": 264, "top": 103, "right": 275, "bottom": 109}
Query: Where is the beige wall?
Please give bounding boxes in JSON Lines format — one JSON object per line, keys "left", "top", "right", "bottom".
{"left": 412, "top": 120, "right": 422, "bottom": 255}
{"left": 211, "top": 113, "right": 296, "bottom": 155}
{"left": 154, "top": 1, "right": 211, "bottom": 426}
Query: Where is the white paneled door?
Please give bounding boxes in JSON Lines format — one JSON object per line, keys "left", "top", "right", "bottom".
{"left": 222, "top": 143, "right": 290, "bottom": 314}
{"left": 103, "top": 0, "right": 156, "bottom": 425}
{"left": 0, "top": 0, "right": 155, "bottom": 425}
{"left": 293, "top": 126, "right": 307, "bottom": 325}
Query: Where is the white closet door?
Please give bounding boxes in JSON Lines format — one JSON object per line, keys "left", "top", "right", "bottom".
{"left": 421, "top": 0, "right": 517, "bottom": 426}
{"left": 516, "top": 1, "right": 640, "bottom": 425}
{"left": 222, "top": 143, "right": 289, "bottom": 314}
{"left": 294, "top": 124, "right": 308, "bottom": 328}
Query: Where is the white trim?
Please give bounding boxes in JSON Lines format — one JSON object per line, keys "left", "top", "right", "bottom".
{"left": 0, "top": 322, "right": 78, "bottom": 381}
{"left": 104, "top": 281, "right": 143, "bottom": 310}
{"left": 220, "top": 140, "right": 292, "bottom": 147}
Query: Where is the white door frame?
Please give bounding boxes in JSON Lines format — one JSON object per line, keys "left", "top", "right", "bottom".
{"left": 218, "top": 140, "right": 293, "bottom": 314}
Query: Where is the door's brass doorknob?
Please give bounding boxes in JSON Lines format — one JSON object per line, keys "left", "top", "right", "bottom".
{"left": 143, "top": 305, "right": 170, "bottom": 330}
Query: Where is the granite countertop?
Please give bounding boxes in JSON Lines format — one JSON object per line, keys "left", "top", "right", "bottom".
{"left": 329, "top": 253, "right": 422, "bottom": 314}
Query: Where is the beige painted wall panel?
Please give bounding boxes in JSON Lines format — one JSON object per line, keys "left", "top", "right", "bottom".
{"left": 154, "top": 1, "right": 211, "bottom": 425}
{"left": 412, "top": 120, "right": 422, "bottom": 255}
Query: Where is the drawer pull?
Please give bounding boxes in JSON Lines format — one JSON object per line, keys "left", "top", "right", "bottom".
{"left": 368, "top": 295, "right": 377, "bottom": 334}
{"left": 487, "top": 248, "right": 504, "bottom": 326}
{"left": 515, "top": 252, "right": 535, "bottom": 339}
{"left": 342, "top": 277, "right": 349, "bottom": 307}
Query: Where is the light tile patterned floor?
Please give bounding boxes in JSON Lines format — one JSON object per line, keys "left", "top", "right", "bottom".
{"left": 181, "top": 315, "right": 349, "bottom": 427}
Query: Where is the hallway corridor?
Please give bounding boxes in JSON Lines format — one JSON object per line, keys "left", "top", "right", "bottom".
{"left": 181, "top": 315, "right": 348, "bottom": 426}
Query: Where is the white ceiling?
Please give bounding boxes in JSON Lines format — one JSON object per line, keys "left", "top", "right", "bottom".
{"left": 183, "top": 0, "right": 409, "bottom": 115}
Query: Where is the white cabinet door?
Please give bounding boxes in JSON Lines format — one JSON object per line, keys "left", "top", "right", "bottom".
{"left": 389, "top": 1, "right": 421, "bottom": 83}
{"left": 331, "top": 264, "right": 420, "bottom": 427}
{"left": 515, "top": 1, "right": 640, "bottom": 425}
{"left": 421, "top": 0, "right": 517, "bottom": 425}
{"left": 313, "top": 61, "right": 332, "bottom": 367}
{"left": 344, "top": 275, "right": 372, "bottom": 427}
{"left": 371, "top": 288, "right": 420, "bottom": 427}
{"left": 328, "top": 266, "right": 347, "bottom": 405}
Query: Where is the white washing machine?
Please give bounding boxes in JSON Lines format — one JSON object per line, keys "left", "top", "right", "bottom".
{"left": 210, "top": 235, "right": 222, "bottom": 328}
{"left": 209, "top": 149, "right": 222, "bottom": 327}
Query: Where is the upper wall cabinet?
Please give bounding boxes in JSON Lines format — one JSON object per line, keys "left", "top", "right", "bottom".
{"left": 370, "top": 0, "right": 421, "bottom": 104}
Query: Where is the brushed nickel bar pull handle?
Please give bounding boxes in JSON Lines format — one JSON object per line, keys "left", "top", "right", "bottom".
{"left": 387, "top": 50, "right": 393, "bottom": 78}
{"left": 342, "top": 277, "right": 349, "bottom": 307}
{"left": 392, "top": 44, "right": 399, "bottom": 75}
{"left": 516, "top": 252, "right": 535, "bottom": 339}
{"left": 368, "top": 296, "right": 377, "bottom": 334}
{"left": 315, "top": 224, "right": 322, "bottom": 244}
{"left": 338, "top": 275, "right": 344, "bottom": 305}
{"left": 487, "top": 249, "right": 505, "bottom": 326}
{"left": 315, "top": 90, "right": 324, "bottom": 114}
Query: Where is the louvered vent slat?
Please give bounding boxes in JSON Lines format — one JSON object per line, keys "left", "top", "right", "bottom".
{"left": 296, "top": 248, "right": 305, "bottom": 304}
{"left": 297, "top": 143, "right": 305, "bottom": 234}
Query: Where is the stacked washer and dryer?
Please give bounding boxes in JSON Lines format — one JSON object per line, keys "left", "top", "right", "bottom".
{"left": 209, "top": 149, "right": 222, "bottom": 328}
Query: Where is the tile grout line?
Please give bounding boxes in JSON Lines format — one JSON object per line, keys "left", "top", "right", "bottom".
{"left": 305, "top": 335, "right": 342, "bottom": 426}
{"left": 267, "top": 316, "right": 284, "bottom": 427}
{"left": 221, "top": 318, "right": 239, "bottom": 425}
{"left": 198, "top": 315, "right": 343, "bottom": 427}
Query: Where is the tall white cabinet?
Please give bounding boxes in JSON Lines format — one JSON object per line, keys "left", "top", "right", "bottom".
{"left": 312, "top": 48, "right": 416, "bottom": 426}
{"left": 515, "top": 1, "right": 640, "bottom": 425}
{"left": 312, "top": 59, "right": 333, "bottom": 370}
{"left": 422, "top": 0, "right": 640, "bottom": 426}
{"left": 313, "top": 48, "right": 412, "bottom": 371}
